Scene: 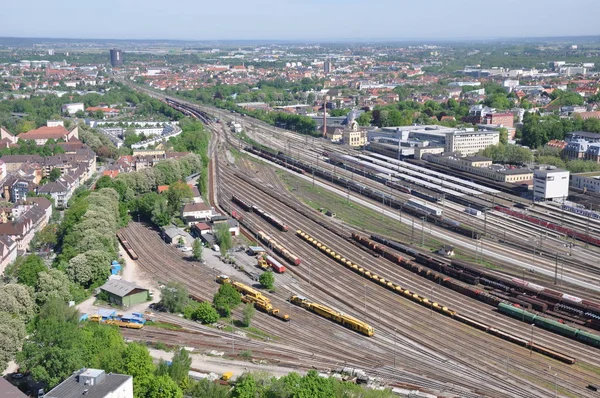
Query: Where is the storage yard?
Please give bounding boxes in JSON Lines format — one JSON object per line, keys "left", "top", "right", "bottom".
{"left": 123, "top": 93, "right": 600, "bottom": 397}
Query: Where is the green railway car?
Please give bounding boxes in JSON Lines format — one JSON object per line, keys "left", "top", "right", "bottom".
{"left": 534, "top": 317, "right": 579, "bottom": 338}
{"left": 576, "top": 330, "right": 600, "bottom": 348}
{"left": 498, "top": 303, "right": 537, "bottom": 323}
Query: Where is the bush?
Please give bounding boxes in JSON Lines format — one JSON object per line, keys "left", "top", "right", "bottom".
{"left": 259, "top": 271, "right": 274, "bottom": 290}
{"left": 192, "top": 302, "right": 219, "bottom": 324}
{"left": 241, "top": 302, "right": 255, "bottom": 327}
{"left": 213, "top": 284, "right": 241, "bottom": 317}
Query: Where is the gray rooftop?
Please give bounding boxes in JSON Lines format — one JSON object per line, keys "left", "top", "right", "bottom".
{"left": 0, "top": 378, "right": 27, "bottom": 398}
{"left": 100, "top": 279, "right": 147, "bottom": 298}
{"left": 45, "top": 369, "right": 131, "bottom": 398}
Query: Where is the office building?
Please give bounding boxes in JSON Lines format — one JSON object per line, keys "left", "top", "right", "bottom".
{"left": 444, "top": 130, "right": 500, "bottom": 156}
{"left": 570, "top": 171, "right": 600, "bottom": 194}
{"left": 533, "top": 167, "right": 570, "bottom": 201}
{"left": 110, "top": 49, "right": 124, "bottom": 67}
{"left": 324, "top": 60, "right": 332, "bottom": 74}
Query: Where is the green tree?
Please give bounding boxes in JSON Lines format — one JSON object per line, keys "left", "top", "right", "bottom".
{"left": 160, "top": 282, "right": 190, "bottom": 313}
{"left": 147, "top": 374, "right": 183, "bottom": 398}
{"left": 17, "top": 255, "right": 47, "bottom": 287}
{"left": 232, "top": 373, "right": 257, "bottom": 398}
{"left": 192, "top": 239, "right": 203, "bottom": 261}
{"left": 17, "top": 300, "right": 84, "bottom": 388}
{"left": 186, "top": 378, "right": 230, "bottom": 398}
{"left": 169, "top": 348, "right": 192, "bottom": 386}
{"left": 31, "top": 224, "right": 58, "bottom": 252}
{"left": 295, "top": 369, "right": 334, "bottom": 397}
{"left": 355, "top": 111, "right": 372, "bottom": 126}
{"left": 259, "top": 271, "right": 275, "bottom": 291}
{"left": 35, "top": 269, "right": 73, "bottom": 305}
{"left": 213, "top": 283, "right": 241, "bottom": 317}
{"left": 214, "top": 223, "right": 233, "bottom": 255}
{"left": 192, "top": 302, "right": 219, "bottom": 324}
{"left": 241, "top": 302, "right": 255, "bottom": 327}
{"left": 66, "top": 250, "right": 112, "bottom": 288}
{"left": 80, "top": 322, "right": 126, "bottom": 373}
{"left": 0, "top": 284, "right": 36, "bottom": 322}
{"left": 49, "top": 168, "right": 62, "bottom": 182}
{"left": 0, "top": 312, "right": 26, "bottom": 374}
{"left": 498, "top": 127, "right": 508, "bottom": 144}
{"left": 120, "top": 343, "right": 156, "bottom": 398}
{"left": 167, "top": 181, "right": 193, "bottom": 215}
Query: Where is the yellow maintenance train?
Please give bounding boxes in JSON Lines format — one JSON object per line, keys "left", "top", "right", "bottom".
{"left": 290, "top": 295, "right": 374, "bottom": 337}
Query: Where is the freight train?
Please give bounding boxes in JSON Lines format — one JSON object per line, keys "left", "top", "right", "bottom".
{"left": 251, "top": 205, "right": 289, "bottom": 231}
{"left": 117, "top": 233, "right": 138, "bottom": 260}
{"left": 232, "top": 195, "right": 252, "bottom": 211}
{"left": 495, "top": 206, "right": 600, "bottom": 248}
{"left": 296, "top": 230, "right": 575, "bottom": 363}
{"left": 369, "top": 232, "right": 600, "bottom": 326}
{"left": 256, "top": 230, "right": 301, "bottom": 265}
{"left": 290, "top": 295, "right": 374, "bottom": 336}
{"left": 245, "top": 146, "right": 305, "bottom": 174}
{"left": 499, "top": 303, "right": 600, "bottom": 348}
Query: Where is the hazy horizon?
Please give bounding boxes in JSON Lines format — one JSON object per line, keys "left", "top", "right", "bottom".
{"left": 2, "top": 0, "right": 600, "bottom": 42}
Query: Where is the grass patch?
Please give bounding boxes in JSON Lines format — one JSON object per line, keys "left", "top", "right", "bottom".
{"left": 509, "top": 369, "right": 578, "bottom": 398}
{"left": 279, "top": 172, "right": 416, "bottom": 240}
{"left": 220, "top": 318, "right": 278, "bottom": 341}
{"left": 576, "top": 361, "right": 600, "bottom": 376}
{"left": 145, "top": 321, "right": 183, "bottom": 331}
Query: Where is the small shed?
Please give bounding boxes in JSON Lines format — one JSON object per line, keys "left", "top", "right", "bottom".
{"left": 99, "top": 280, "right": 149, "bottom": 307}
{"left": 248, "top": 246, "right": 266, "bottom": 255}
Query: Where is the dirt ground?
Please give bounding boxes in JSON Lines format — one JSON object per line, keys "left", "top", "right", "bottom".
{"left": 77, "top": 244, "right": 162, "bottom": 317}
{"left": 147, "top": 348, "right": 302, "bottom": 381}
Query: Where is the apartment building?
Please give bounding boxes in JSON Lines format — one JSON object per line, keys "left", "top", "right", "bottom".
{"left": 444, "top": 130, "right": 499, "bottom": 155}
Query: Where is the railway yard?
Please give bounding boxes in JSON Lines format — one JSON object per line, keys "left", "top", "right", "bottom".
{"left": 124, "top": 90, "right": 600, "bottom": 397}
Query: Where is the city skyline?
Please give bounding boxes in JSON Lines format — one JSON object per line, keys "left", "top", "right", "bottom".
{"left": 2, "top": 0, "right": 600, "bottom": 41}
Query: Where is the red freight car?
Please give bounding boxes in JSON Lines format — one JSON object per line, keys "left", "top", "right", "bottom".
{"left": 266, "top": 255, "right": 286, "bottom": 273}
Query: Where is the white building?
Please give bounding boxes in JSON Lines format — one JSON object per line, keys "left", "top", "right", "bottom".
{"left": 45, "top": 369, "right": 133, "bottom": 398}
{"left": 533, "top": 168, "right": 570, "bottom": 201}
{"left": 61, "top": 102, "right": 85, "bottom": 115}
{"left": 444, "top": 130, "right": 500, "bottom": 155}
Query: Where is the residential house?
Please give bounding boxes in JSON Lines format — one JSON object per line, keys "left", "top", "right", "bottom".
{"left": 181, "top": 202, "right": 212, "bottom": 226}
{"left": 37, "top": 173, "right": 79, "bottom": 208}
{"left": 0, "top": 235, "right": 18, "bottom": 275}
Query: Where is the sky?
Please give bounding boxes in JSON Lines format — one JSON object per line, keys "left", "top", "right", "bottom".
{"left": 2, "top": 0, "right": 600, "bottom": 41}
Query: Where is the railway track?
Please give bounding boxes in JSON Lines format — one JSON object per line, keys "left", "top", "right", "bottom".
{"left": 216, "top": 162, "right": 600, "bottom": 397}
{"left": 128, "top": 91, "right": 600, "bottom": 396}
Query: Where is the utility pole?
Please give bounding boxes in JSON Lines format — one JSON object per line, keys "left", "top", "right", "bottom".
{"left": 530, "top": 324, "right": 534, "bottom": 357}
{"left": 411, "top": 218, "right": 415, "bottom": 243}
{"left": 393, "top": 328, "right": 397, "bottom": 367}
{"left": 483, "top": 210, "right": 487, "bottom": 236}
{"left": 430, "top": 286, "right": 434, "bottom": 316}
{"left": 231, "top": 317, "right": 235, "bottom": 356}
{"left": 421, "top": 217, "right": 425, "bottom": 247}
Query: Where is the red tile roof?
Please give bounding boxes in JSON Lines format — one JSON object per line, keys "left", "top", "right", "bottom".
{"left": 102, "top": 170, "right": 119, "bottom": 178}
{"left": 19, "top": 126, "right": 69, "bottom": 140}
